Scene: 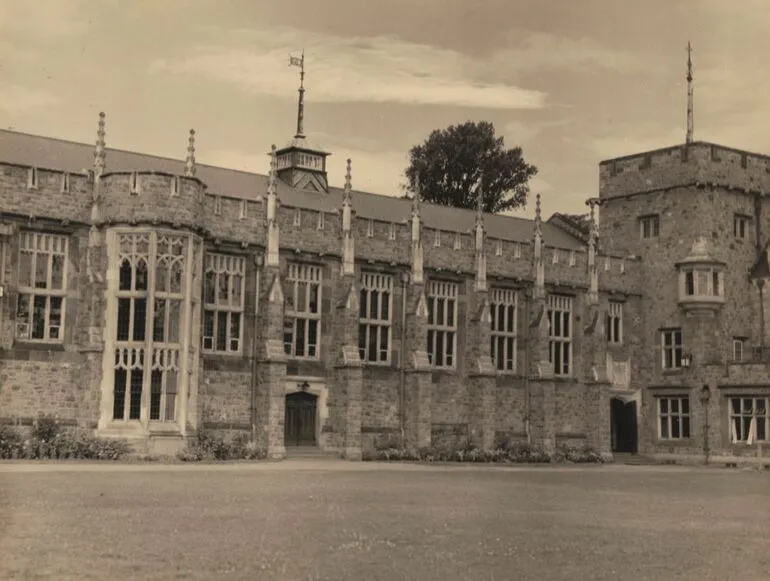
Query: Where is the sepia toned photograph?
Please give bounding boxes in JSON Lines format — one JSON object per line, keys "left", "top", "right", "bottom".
{"left": 0, "top": 1, "right": 768, "bottom": 579}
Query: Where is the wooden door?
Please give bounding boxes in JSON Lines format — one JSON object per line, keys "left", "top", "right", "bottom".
{"left": 284, "top": 392, "right": 317, "bottom": 446}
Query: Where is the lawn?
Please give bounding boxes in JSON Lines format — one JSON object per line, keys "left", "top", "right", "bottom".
{"left": 0, "top": 461, "right": 767, "bottom": 581}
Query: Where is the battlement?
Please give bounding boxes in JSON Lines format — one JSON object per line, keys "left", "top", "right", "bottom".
{"left": 599, "top": 141, "right": 770, "bottom": 199}
{"left": 100, "top": 172, "right": 206, "bottom": 230}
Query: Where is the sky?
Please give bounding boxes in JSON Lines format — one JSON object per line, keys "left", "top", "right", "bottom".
{"left": 1, "top": 0, "right": 768, "bottom": 219}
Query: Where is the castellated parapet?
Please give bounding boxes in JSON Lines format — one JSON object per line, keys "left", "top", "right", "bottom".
{"left": 600, "top": 141, "right": 770, "bottom": 198}
{"left": 100, "top": 172, "right": 206, "bottom": 230}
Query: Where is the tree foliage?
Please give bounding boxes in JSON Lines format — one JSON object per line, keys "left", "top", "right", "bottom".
{"left": 404, "top": 121, "right": 538, "bottom": 214}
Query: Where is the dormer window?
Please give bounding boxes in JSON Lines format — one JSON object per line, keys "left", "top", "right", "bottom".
{"left": 27, "top": 167, "right": 39, "bottom": 189}
{"left": 640, "top": 214, "right": 660, "bottom": 239}
{"left": 734, "top": 214, "right": 750, "bottom": 239}
{"left": 676, "top": 237, "right": 725, "bottom": 314}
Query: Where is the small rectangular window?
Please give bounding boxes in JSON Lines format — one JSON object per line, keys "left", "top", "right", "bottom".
{"left": 367, "top": 219, "right": 374, "bottom": 238}
{"left": 454, "top": 233, "right": 462, "bottom": 250}
{"left": 640, "top": 215, "right": 660, "bottom": 239}
{"left": 61, "top": 172, "right": 70, "bottom": 193}
{"left": 658, "top": 396, "right": 691, "bottom": 440}
{"left": 734, "top": 215, "right": 750, "bottom": 239}
{"left": 27, "top": 167, "right": 39, "bottom": 190}
{"left": 130, "top": 172, "right": 140, "bottom": 195}
{"left": 293, "top": 208, "right": 301, "bottom": 227}
{"left": 733, "top": 338, "right": 745, "bottom": 362}
{"left": 170, "top": 176, "right": 180, "bottom": 197}
{"left": 607, "top": 301, "right": 623, "bottom": 344}
{"left": 513, "top": 243, "right": 521, "bottom": 259}
{"left": 239, "top": 200, "right": 247, "bottom": 219}
{"left": 214, "top": 196, "right": 222, "bottom": 216}
{"left": 495, "top": 239, "right": 503, "bottom": 256}
{"left": 317, "top": 211, "right": 324, "bottom": 230}
{"left": 433, "top": 230, "right": 441, "bottom": 247}
{"left": 661, "top": 328, "right": 683, "bottom": 370}
{"left": 388, "top": 223, "right": 396, "bottom": 240}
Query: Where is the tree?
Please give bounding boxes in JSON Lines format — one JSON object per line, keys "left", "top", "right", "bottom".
{"left": 404, "top": 121, "right": 537, "bottom": 214}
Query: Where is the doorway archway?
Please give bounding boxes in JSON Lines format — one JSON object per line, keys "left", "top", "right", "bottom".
{"left": 284, "top": 391, "right": 318, "bottom": 447}
{"left": 610, "top": 397, "right": 638, "bottom": 454}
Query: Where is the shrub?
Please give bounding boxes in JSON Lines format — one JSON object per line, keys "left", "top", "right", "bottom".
{"left": 33, "top": 414, "right": 60, "bottom": 443}
{"left": 365, "top": 439, "right": 605, "bottom": 465}
{"left": 0, "top": 424, "right": 24, "bottom": 459}
{"left": 177, "top": 429, "right": 267, "bottom": 462}
{"left": 0, "top": 424, "right": 131, "bottom": 460}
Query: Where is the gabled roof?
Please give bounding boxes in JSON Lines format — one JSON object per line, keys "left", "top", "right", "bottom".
{"left": 548, "top": 213, "right": 591, "bottom": 243}
{"left": 0, "top": 128, "right": 585, "bottom": 250}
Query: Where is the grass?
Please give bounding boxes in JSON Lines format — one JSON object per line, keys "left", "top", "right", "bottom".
{"left": 0, "top": 461, "right": 768, "bottom": 581}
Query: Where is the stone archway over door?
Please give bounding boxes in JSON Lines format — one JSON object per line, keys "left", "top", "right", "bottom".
{"left": 284, "top": 391, "right": 317, "bottom": 446}
{"left": 610, "top": 397, "right": 638, "bottom": 454}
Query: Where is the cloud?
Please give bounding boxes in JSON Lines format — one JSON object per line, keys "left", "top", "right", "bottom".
{"left": 0, "top": 0, "right": 88, "bottom": 39}
{"left": 150, "top": 26, "right": 546, "bottom": 110}
{"left": 586, "top": 127, "right": 686, "bottom": 160}
{"left": 0, "top": 85, "right": 58, "bottom": 115}
{"left": 494, "top": 31, "right": 650, "bottom": 75}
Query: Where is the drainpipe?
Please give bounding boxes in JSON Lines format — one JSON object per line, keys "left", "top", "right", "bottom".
{"left": 399, "top": 271, "right": 408, "bottom": 448}
{"left": 250, "top": 256, "right": 262, "bottom": 442}
{"left": 523, "top": 287, "right": 531, "bottom": 445}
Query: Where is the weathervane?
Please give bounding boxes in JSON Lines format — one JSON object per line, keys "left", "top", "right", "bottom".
{"left": 289, "top": 50, "right": 306, "bottom": 139}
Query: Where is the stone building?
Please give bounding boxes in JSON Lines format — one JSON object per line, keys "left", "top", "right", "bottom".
{"left": 1, "top": 80, "right": 769, "bottom": 464}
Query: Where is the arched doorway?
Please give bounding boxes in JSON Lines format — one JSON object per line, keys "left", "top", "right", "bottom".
{"left": 610, "top": 397, "right": 638, "bottom": 454}
{"left": 284, "top": 391, "right": 318, "bottom": 447}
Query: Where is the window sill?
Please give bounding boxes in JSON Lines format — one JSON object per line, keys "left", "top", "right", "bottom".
{"left": 656, "top": 438, "right": 692, "bottom": 445}
{"left": 13, "top": 341, "right": 65, "bottom": 351}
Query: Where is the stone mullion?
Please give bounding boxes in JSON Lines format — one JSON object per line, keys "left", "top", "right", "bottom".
{"left": 141, "top": 232, "right": 158, "bottom": 428}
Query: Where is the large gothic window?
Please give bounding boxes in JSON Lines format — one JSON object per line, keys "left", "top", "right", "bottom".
{"left": 111, "top": 231, "right": 192, "bottom": 424}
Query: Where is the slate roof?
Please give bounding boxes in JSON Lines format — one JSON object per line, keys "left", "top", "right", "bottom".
{"left": 0, "top": 129, "right": 585, "bottom": 250}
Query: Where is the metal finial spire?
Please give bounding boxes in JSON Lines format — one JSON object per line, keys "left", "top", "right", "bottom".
{"left": 289, "top": 50, "right": 306, "bottom": 138}
{"left": 343, "top": 158, "right": 352, "bottom": 202}
{"left": 268, "top": 144, "right": 277, "bottom": 194}
{"left": 686, "top": 41, "right": 694, "bottom": 144}
{"left": 94, "top": 111, "right": 106, "bottom": 177}
{"left": 185, "top": 129, "right": 196, "bottom": 177}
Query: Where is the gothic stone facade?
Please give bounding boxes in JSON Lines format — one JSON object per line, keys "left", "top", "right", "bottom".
{"left": 0, "top": 124, "right": 768, "bottom": 464}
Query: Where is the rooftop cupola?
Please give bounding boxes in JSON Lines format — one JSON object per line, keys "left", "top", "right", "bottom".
{"left": 275, "top": 50, "right": 331, "bottom": 192}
